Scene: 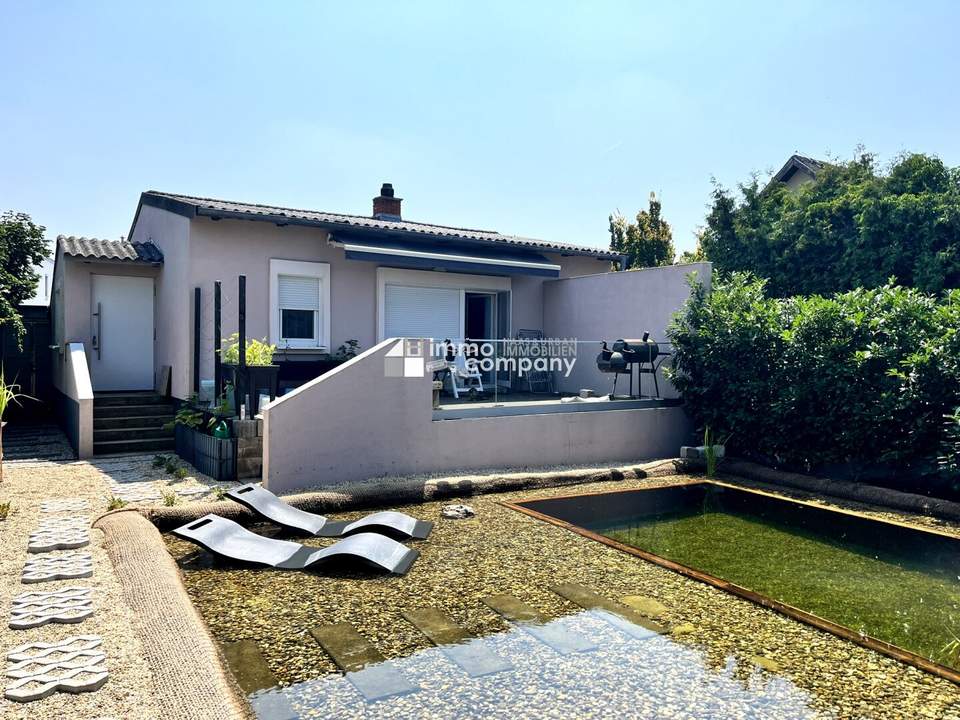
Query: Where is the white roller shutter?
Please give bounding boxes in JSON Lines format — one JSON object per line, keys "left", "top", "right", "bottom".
{"left": 278, "top": 274, "right": 320, "bottom": 310}
{"left": 384, "top": 285, "right": 461, "bottom": 340}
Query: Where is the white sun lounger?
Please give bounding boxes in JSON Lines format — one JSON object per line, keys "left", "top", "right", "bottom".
{"left": 171, "top": 514, "right": 419, "bottom": 575}
{"left": 225, "top": 483, "right": 433, "bottom": 540}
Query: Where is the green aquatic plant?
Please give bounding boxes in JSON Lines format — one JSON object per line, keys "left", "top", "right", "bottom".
{"left": 107, "top": 496, "right": 127, "bottom": 511}
{"left": 164, "top": 458, "right": 179, "bottom": 475}
{"left": 0, "top": 500, "right": 11, "bottom": 520}
{"left": 161, "top": 490, "right": 179, "bottom": 507}
{"left": 704, "top": 426, "right": 718, "bottom": 477}
{"left": 941, "top": 627, "right": 960, "bottom": 669}
{"left": 152, "top": 455, "right": 167, "bottom": 469}
{"left": 173, "top": 467, "right": 189, "bottom": 480}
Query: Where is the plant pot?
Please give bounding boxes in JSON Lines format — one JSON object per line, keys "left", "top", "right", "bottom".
{"left": 175, "top": 425, "right": 236, "bottom": 481}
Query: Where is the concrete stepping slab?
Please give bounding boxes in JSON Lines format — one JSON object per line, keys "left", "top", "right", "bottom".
{"left": 310, "top": 623, "right": 417, "bottom": 702}
{"left": 249, "top": 688, "right": 299, "bottom": 720}
{"left": 28, "top": 520, "right": 91, "bottom": 553}
{"left": 552, "top": 583, "right": 665, "bottom": 640}
{"left": 10, "top": 587, "right": 94, "bottom": 629}
{"left": 40, "top": 499, "right": 89, "bottom": 513}
{"left": 402, "top": 607, "right": 513, "bottom": 678}
{"left": 8, "top": 636, "right": 102, "bottom": 663}
{"left": 482, "top": 594, "right": 597, "bottom": 654}
{"left": 21, "top": 552, "right": 94, "bottom": 584}
{"left": 4, "top": 662, "right": 108, "bottom": 702}
{"left": 221, "top": 640, "right": 279, "bottom": 694}
{"left": 620, "top": 595, "right": 669, "bottom": 619}
{"left": 4, "top": 634, "right": 108, "bottom": 703}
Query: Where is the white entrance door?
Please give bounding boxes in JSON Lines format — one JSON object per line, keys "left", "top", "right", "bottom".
{"left": 90, "top": 275, "right": 154, "bottom": 391}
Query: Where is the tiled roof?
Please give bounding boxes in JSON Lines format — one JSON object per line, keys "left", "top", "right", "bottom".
{"left": 792, "top": 155, "right": 825, "bottom": 175}
{"left": 58, "top": 235, "right": 164, "bottom": 263}
{"left": 141, "top": 191, "right": 621, "bottom": 259}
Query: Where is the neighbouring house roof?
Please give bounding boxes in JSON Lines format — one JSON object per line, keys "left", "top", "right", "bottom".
{"left": 772, "top": 154, "right": 826, "bottom": 185}
{"left": 134, "top": 190, "right": 621, "bottom": 260}
{"left": 58, "top": 235, "right": 164, "bottom": 263}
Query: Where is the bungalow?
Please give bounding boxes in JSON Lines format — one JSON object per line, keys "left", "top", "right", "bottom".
{"left": 50, "top": 183, "right": 709, "bottom": 480}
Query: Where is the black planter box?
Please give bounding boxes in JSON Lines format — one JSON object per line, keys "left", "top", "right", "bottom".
{"left": 175, "top": 424, "right": 236, "bottom": 481}
{"left": 223, "top": 363, "right": 280, "bottom": 416}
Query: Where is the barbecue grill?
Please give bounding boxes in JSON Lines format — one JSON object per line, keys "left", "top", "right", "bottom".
{"left": 595, "top": 332, "right": 670, "bottom": 398}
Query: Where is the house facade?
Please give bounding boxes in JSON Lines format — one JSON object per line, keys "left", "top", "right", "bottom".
{"left": 56, "top": 184, "right": 618, "bottom": 401}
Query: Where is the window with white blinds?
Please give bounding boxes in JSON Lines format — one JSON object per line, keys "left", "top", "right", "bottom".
{"left": 383, "top": 285, "right": 462, "bottom": 340}
{"left": 278, "top": 274, "right": 320, "bottom": 310}
{"left": 269, "top": 259, "right": 330, "bottom": 350}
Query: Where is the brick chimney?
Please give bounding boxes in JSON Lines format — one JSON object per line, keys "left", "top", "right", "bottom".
{"left": 372, "top": 182, "right": 402, "bottom": 220}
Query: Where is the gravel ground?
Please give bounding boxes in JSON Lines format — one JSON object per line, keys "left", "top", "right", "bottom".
{"left": 0, "top": 452, "right": 227, "bottom": 720}
{"left": 167, "top": 473, "right": 960, "bottom": 720}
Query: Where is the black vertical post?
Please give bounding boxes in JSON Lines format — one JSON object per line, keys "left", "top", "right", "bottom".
{"left": 238, "top": 275, "right": 246, "bottom": 369}
{"left": 237, "top": 275, "right": 246, "bottom": 417}
{"left": 214, "top": 281, "right": 222, "bottom": 400}
{"left": 193, "top": 287, "right": 201, "bottom": 394}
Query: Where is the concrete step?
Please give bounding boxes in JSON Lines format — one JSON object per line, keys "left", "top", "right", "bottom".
{"left": 94, "top": 415, "right": 174, "bottom": 430}
{"left": 94, "top": 393, "right": 169, "bottom": 407}
{"left": 94, "top": 404, "right": 175, "bottom": 419}
{"left": 94, "top": 426, "right": 174, "bottom": 442}
{"left": 93, "top": 437, "right": 175, "bottom": 455}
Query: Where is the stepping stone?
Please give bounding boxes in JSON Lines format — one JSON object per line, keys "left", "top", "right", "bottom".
{"left": 620, "top": 595, "right": 668, "bottom": 620}
{"left": 221, "top": 640, "right": 278, "bottom": 694}
{"left": 41, "top": 499, "right": 89, "bottom": 513}
{"left": 4, "top": 662, "right": 108, "bottom": 702}
{"left": 482, "top": 594, "right": 597, "bottom": 654}
{"left": 402, "top": 607, "right": 513, "bottom": 678}
{"left": 310, "top": 623, "right": 417, "bottom": 702}
{"left": 4, "top": 635, "right": 108, "bottom": 703}
{"left": 22, "top": 552, "right": 94, "bottom": 584}
{"left": 552, "top": 583, "right": 665, "bottom": 640}
{"left": 28, "top": 517, "right": 90, "bottom": 553}
{"left": 10, "top": 587, "right": 94, "bottom": 629}
{"left": 8, "top": 636, "right": 102, "bottom": 662}
{"left": 175, "top": 486, "right": 209, "bottom": 497}
{"left": 249, "top": 688, "right": 299, "bottom": 720}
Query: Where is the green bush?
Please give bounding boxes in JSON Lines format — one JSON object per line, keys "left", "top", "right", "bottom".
{"left": 667, "top": 273, "right": 960, "bottom": 485}
{"left": 220, "top": 333, "right": 276, "bottom": 366}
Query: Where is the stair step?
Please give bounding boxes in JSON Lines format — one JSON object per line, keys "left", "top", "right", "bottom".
{"left": 95, "top": 415, "right": 174, "bottom": 430}
{"left": 94, "top": 404, "right": 175, "bottom": 419}
{"left": 94, "top": 426, "right": 174, "bottom": 442}
{"left": 93, "top": 437, "right": 175, "bottom": 455}
{"left": 94, "top": 393, "right": 170, "bottom": 407}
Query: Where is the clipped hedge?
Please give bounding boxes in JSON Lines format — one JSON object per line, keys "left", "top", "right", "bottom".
{"left": 667, "top": 273, "right": 960, "bottom": 493}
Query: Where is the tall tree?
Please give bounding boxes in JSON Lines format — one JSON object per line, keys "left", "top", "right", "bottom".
{"left": 609, "top": 192, "right": 676, "bottom": 269}
{"left": 0, "top": 212, "right": 48, "bottom": 344}
{"left": 700, "top": 152, "right": 960, "bottom": 296}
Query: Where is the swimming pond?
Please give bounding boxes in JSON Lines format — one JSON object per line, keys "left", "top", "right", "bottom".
{"left": 512, "top": 481, "right": 960, "bottom": 679}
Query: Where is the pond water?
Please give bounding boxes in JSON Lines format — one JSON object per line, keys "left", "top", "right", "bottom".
{"left": 248, "top": 609, "right": 826, "bottom": 720}
{"left": 522, "top": 482, "right": 960, "bottom": 670}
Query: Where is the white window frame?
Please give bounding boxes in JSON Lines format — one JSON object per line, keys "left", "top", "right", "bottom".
{"left": 269, "top": 259, "right": 331, "bottom": 351}
{"left": 376, "top": 267, "right": 511, "bottom": 342}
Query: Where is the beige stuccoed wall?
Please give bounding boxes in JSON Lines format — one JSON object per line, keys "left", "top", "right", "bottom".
{"left": 542, "top": 262, "right": 712, "bottom": 397}
{"left": 128, "top": 204, "right": 191, "bottom": 397}
{"left": 176, "top": 213, "right": 611, "bottom": 399}
{"left": 263, "top": 338, "right": 692, "bottom": 491}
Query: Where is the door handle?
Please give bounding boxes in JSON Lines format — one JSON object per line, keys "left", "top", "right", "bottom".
{"left": 92, "top": 302, "right": 102, "bottom": 359}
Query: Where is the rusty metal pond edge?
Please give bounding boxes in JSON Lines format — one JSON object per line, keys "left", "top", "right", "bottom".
{"left": 501, "top": 480, "right": 960, "bottom": 687}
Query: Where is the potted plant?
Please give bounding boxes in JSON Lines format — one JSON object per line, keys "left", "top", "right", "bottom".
{"left": 0, "top": 371, "right": 30, "bottom": 485}
{"left": 220, "top": 333, "right": 279, "bottom": 416}
{"left": 168, "top": 393, "right": 237, "bottom": 481}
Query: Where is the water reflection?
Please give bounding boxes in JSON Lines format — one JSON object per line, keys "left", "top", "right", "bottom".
{"left": 247, "top": 609, "right": 826, "bottom": 720}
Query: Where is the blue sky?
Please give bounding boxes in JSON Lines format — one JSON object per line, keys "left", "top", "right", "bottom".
{"left": 2, "top": 1, "right": 959, "bottom": 255}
